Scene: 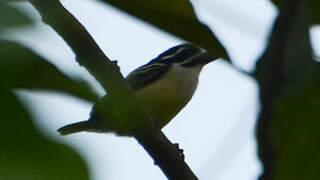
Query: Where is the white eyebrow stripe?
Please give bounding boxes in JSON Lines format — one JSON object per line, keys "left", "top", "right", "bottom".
{"left": 137, "top": 63, "right": 167, "bottom": 72}
{"left": 160, "top": 46, "right": 189, "bottom": 60}
{"left": 177, "top": 52, "right": 203, "bottom": 65}
{"left": 160, "top": 54, "right": 176, "bottom": 60}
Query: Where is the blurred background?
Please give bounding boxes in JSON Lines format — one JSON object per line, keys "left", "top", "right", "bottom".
{"left": 1, "top": 0, "right": 320, "bottom": 180}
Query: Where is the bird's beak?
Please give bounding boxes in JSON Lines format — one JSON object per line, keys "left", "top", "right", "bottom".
{"left": 200, "top": 51, "right": 217, "bottom": 65}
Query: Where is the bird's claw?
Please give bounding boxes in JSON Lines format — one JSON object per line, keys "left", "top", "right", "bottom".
{"left": 153, "top": 143, "right": 185, "bottom": 165}
{"left": 111, "top": 60, "right": 120, "bottom": 70}
{"left": 174, "top": 143, "right": 185, "bottom": 161}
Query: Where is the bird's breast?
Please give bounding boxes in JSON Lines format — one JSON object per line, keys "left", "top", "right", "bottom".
{"left": 135, "top": 65, "right": 201, "bottom": 127}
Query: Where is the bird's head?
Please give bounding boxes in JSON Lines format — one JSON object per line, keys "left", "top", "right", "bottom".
{"left": 126, "top": 43, "right": 218, "bottom": 91}
{"left": 149, "top": 43, "right": 217, "bottom": 68}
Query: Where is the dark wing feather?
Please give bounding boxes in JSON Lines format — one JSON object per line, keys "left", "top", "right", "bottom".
{"left": 126, "top": 63, "right": 170, "bottom": 91}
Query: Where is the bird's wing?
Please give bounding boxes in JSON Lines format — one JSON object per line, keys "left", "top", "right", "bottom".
{"left": 126, "top": 63, "right": 170, "bottom": 91}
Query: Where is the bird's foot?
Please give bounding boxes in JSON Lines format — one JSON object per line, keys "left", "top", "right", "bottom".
{"left": 173, "top": 143, "right": 185, "bottom": 162}
{"left": 111, "top": 60, "right": 120, "bottom": 70}
{"left": 153, "top": 143, "right": 185, "bottom": 165}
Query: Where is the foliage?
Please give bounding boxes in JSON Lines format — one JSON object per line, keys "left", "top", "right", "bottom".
{"left": 0, "top": 86, "right": 90, "bottom": 180}
{"left": 272, "top": 0, "right": 320, "bottom": 24}
{"left": 0, "top": 2, "right": 33, "bottom": 29}
{"left": 255, "top": 1, "right": 320, "bottom": 179}
{"left": 0, "top": 2, "right": 90, "bottom": 179}
{"left": 1, "top": 0, "right": 320, "bottom": 179}
{"left": 0, "top": 40, "right": 99, "bottom": 102}
{"left": 99, "top": 0, "right": 230, "bottom": 61}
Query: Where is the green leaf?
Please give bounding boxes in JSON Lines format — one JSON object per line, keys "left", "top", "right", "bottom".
{"left": 255, "top": 1, "right": 320, "bottom": 179}
{"left": 0, "top": 40, "right": 99, "bottom": 102}
{"left": 272, "top": 66, "right": 320, "bottom": 180}
{"left": 272, "top": 0, "right": 320, "bottom": 24}
{"left": 255, "top": 1, "right": 314, "bottom": 94}
{"left": 0, "top": 2, "right": 34, "bottom": 29}
{"left": 0, "top": 85, "right": 90, "bottom": 180}
{"left": 99, "top": 0, "right": 230, "bottom": 61}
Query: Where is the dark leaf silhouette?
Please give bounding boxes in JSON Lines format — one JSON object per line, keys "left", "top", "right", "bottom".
{"left": 0, "top": 85, "right": 89, "bottom": 180}
{"left": 0, "top": 40, "right": 99, "bottom": 102}
{"left": 0, "top": 2, "right": 33, "bottom": 29}
{"left": 255, "top": 1, "right": 320, "bottom": 179}
{"left": 272, "top": 0, "right": 320, "bottom": 24}
{"left": 99, "top": 0, "right": 230, "bottom": 61}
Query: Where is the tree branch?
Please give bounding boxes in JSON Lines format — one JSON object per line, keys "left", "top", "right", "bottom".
{"left": 29, "top": 0, "right": 129, "bottom": 97}
{"left": 28, "top": 0, "right": 198, "bottom": 179}
{"left": 137, "top": 131, "right": 198, "bottom": 180}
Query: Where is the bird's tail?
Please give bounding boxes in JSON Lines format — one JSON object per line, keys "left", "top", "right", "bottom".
{"left": 57, "top": 120, "right": 91, "bottom": 136}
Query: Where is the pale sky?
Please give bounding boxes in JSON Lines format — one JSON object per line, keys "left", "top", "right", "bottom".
{"left": 6, "top": 0, "right": 319, "bottom": 180}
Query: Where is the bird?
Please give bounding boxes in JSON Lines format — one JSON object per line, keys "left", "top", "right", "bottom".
{"left": 57, "top": 43, "right": 217, "bottom": 136}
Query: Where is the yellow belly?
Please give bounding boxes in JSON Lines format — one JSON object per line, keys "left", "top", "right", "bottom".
{"left": 135, "top": 69, "right": 198, "bottom": 127}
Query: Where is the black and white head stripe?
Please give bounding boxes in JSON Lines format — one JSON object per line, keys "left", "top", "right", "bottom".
{"left": 126, "top": 43, "right": 214, "bottom": 90}
{"left": 144, "top": 43, "right": 213, "bottom": 67}
{"left": 158, "top": 44, "right": 201, "bottom": 62}
{"left": 146, "top": 44, "right": 202, "bottom": 64}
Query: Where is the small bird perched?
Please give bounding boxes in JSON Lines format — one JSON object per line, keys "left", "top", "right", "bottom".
{"left": 58, "top": 43, "right": 217, "bottom": 135}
